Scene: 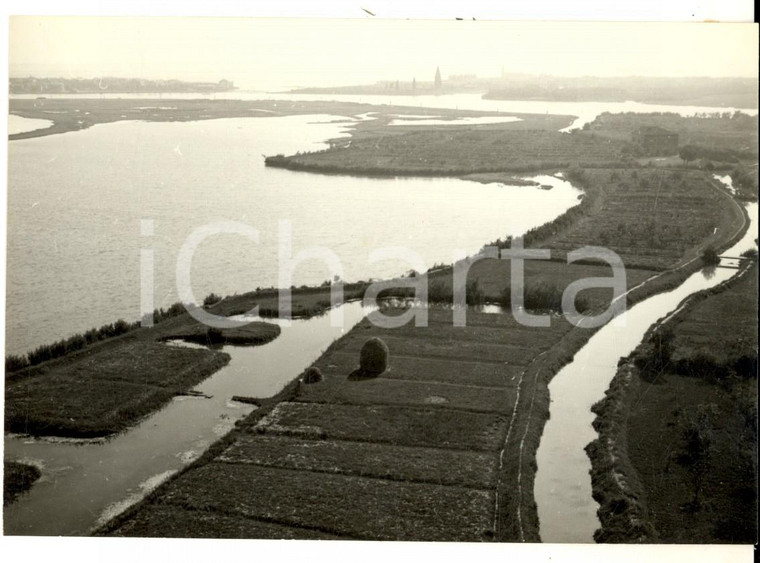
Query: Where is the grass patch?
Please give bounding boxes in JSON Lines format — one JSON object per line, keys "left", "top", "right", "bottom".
{"left": 588, "top": 262, "right": 757, "bottom": 543}
{"left": 105, "top": 504, "right": 342, "bottom": 539}
{"left": 4, "top": 462, "right": 42, "bottom": 506}
{"left": 626, "top": 374, "right": 756, "bottom": 543}
{"left": 150, "top": 463, "right": 494, "bottom": 541}
{"left": 670, "top": 263, "right": 758, "bottom": 367}
{"left": 218, "top": 434, "right": 499, "bottom": 489}
{"left": 265, "top": 128, "right": 626, "bottom": 176}
{"left": 161, "top": 321, "right": 280, "bottom": 346}
{"left": 254, "top": 401, "right": 509, "bottom": 452}
{"left": 546, "top": 168, "right": 739, "bottom": 270}
{"left": 4, "top": 341, "right": 230, "bottom": 438}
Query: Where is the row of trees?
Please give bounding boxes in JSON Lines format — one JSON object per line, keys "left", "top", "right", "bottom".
{"left": 3, "top": 299, "right": 204, "bottom": 374}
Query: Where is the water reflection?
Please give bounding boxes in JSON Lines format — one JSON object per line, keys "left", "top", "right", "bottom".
{"left": 7, "top": 119, "right": 581, "bottom": 356}
{"left": 3, "top": 301, "right": 371, "bottom": 536}
{"left": 534, "top": 201, "right": 758, "bottom": 543}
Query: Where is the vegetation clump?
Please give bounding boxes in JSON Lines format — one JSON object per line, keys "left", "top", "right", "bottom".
{"left": 700, "top": 246, "right": 720, "bottom": 266}
{"left": 5, "top": 301, "right": 193, "bottom": 375}
{"left": 634, "top": 327, "right": 674, "bottom": 383}
{"left": 203, "top": 293, "right": 223, "bottom": 308}
{"left": 302, "top": 366, "right": 324, "bottom": 384}
{"left": 674, "top": 404, "right": 717, "bottom": 511}
{"left": 499, "top": 280, "right": 590, "bottom": 314}
{"left": 4, "top": 462, "right": 42, "bottom": 506}
{"left": 205, "top": 327, "right": 225, "bottom": 345}
{"left": 359, "top": 337, "right": 389, "bottom": 376}
{"left": 426, "top": 279, "right": 484, "bottom": 306}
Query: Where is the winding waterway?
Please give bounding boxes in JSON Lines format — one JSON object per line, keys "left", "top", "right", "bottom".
{"left": 534, "top": 180, "right": 757, "bottom": 542}
{"left": 3, "top": 301, "right": 371, "bottom": 535}
{"left": 5, "top": 92, "right": 757, "bottom": 539}
{"left": 6, "top": 115, "right": 580, "bottom": 356}
{"left": 4, "top": 103, "right": 580, "bottom": 536}
{"left": 12, "top": 91, "right": 757, "bottom": 132}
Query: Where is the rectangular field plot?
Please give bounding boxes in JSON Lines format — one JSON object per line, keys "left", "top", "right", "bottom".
{"left": 156, "top": 463, "right": 495, "bottom": 541}
{"left": 296, "top": 374, "right": 515, "bottom": 413}
{"left": 253, "top": 401, "right": 509, "bottom": 451}
{"left": 107, "top": 504, "right": 342, "bottom": 539}
{"left": 314, "top": 351, "right": 523, "bottom": 387}
{"left": 218, "top": 434, "right": 498, "bottom": 489}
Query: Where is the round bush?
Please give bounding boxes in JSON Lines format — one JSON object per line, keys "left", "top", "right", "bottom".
{"left": 302, "top": 366, "right": 323, "bottom": 384}
{"left": 359, "top": 337, "right": 389, "bottom": 375}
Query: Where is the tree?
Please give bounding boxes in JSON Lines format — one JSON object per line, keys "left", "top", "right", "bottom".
{"left": 700, "top": 246, "right": 720, "bottom": 266}
{"left": 637, "top": 327, "right": 674, "bottom": 382}
{"left": 679, "top": 145, "right": 698, "bottom": 167}
{"left": 675, "top": 404, "right": 717, "bottom": 509}
{"left": 434, "top": 67, "right": 442, "bottom": 90}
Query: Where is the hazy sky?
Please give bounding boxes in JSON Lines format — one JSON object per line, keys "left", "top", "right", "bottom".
{"left": 9, "top": 17, "right": 759, "bottom": 90}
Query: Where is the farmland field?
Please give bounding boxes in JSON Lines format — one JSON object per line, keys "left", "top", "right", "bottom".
{"left": 101, "top": 306, "right": 593, "bottom": 541}
{"left": 589, "top": 263, "right": 757, "bottom": 543}
{"left": 4, "top": 302, "right": 282, "bottom": 438}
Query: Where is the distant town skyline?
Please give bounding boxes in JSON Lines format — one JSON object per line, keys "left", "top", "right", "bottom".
{"left": 9, "top": 18, "right": 759, "bottom": 92}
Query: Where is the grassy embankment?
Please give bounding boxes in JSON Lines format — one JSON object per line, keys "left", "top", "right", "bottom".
{"left": 3, "top": 462, "right": 42, "bottom": 506}
{"left": 98, "top": 115, "right": 751, "bottom": 541}
{"left": 589, "top": 253, "right": 757, "bottom": 543}
{"left": 588, "top": 260, "right": 757, "bottom": 544}
{"left": 265, "top": 127, "right": 626, "bottom": 179}
{"left": 3, "top": 292, "right": 319, "bottom": 438}
{"left": 4, "top": 279, "right": 393, "bottom": 439}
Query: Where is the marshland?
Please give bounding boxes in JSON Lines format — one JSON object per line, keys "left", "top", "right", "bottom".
{"left": 3, "top": 16, "right": 758, "bottom": 552}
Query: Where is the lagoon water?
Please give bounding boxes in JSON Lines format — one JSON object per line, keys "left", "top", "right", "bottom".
{"left": 4, "top": 104, "right": 584, "bottom": 535}
{"left": 6, "top": 114, "right": 581, "bottom": 355}
{"left": 6, "top": 92, "right": 756, "bottom": 539}
{"left": 7, "top": 114, "right": 55, "bottom": 135}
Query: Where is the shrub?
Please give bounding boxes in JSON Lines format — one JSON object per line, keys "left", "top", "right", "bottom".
{"left": 205, "top": 327, "right": 225, "bottom": 344}
{"left": 203, "top": 293, "right": 222, "bottom": 307}
{"left": 635, "top": 328, "right": 675, "bottom": 383}
{"left": 114, "top": 319, "right": 130, "bottom": 335}
{"left": 565, "top": 163, "right": 587, "bottom": 183}
{"left": 427, "top": 280, "right": 451, "bottom": 304}
{"left": 466, "top": 280, "right": 485, "bottom": 306}
{"left": 302, "top": 366, "right": 323, "bottom": 384}
{"left": 5, "top": 354, "right": 30, "bottom": 373}
{"left": 700, "top": 246, "right": 720, "bottom": 266}
{"left": 499, "top": 280, "right": 590, "bottom": 313}
{"left": 359, "top": 337, "right": 389, "bottom": 375}
{"left": 677, "top": 352, "right": 724, "bottom": 381}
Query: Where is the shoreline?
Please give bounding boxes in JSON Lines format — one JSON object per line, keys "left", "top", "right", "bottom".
{"left": 586, "top": 258, "right": 757, "bottom": 542}
{"left": 8, "top": 97, "right": 572, "bottom": 141}
{"left": 5, "top": 106, "right": 755, "bottom": 539}
{"left": 583, "top": 205, "right": 753, "bottom": 542}
{"left": 86, "top": 168, "right": 750, "bottom": 541}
